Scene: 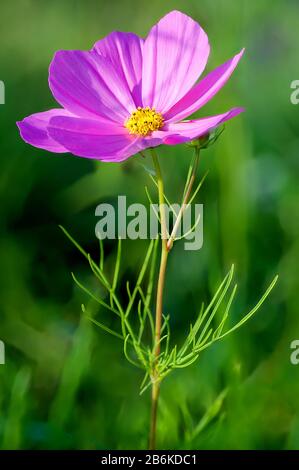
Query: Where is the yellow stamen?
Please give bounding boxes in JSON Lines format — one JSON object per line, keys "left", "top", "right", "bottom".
{"left": 125, "top": 106, "right": 164, "bottom": 136}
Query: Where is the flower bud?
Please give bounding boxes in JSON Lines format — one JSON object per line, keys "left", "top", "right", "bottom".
{"left": 187, "top": 125, "right": 225, "bottom": 150}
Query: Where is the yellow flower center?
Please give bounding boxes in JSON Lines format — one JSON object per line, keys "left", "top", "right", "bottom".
{"left": 125, "top": 107, "right": 164, "bottom": 136}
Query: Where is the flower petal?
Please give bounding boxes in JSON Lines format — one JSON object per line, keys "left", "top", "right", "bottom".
{"left": 49, "top": 50, "right": 136, "bottom": 123}
{"left": 47, "top": 115, "right": 147, "bottom": 161}
{"left": 142, "top": 10, "right": 210, "bottom": 112}
{"left": 17, "top": 109, "right": 73, "bottom": 152}
{"left": 164, "top": 49, "right": 244, "bottom": 123}
{"left": 154, "top": 108, "right": 244, "bottom": 145}
{"left": 93, "top": 32, "right": 144, "bottom": 107}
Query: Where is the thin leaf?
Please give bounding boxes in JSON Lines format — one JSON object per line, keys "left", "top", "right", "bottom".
{"left": 88, "top": 317, "right": 124, "bottom": 341}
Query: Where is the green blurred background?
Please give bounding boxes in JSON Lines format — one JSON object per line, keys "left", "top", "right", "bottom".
{"left": 0, "top": 0, "right": 298, "bottom": 450}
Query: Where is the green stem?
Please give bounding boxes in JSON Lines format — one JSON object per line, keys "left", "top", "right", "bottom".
{"left": 149, "top": 149, "right": 169, "bottom": 450}
{"left": 148, "top": 148, "right": 200, "bottom": 448}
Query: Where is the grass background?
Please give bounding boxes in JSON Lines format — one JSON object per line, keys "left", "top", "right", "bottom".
{"left": 0, "top": 0, "right": 299, "bottom": 449}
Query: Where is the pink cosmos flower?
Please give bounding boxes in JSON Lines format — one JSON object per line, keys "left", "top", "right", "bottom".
{"left": 17, "top": 10, "right": 244, "bottom": 162}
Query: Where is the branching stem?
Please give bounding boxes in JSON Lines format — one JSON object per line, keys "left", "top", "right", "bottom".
{"left": 149, "top": 148, "right": 200, "bottom": 449}
{"left": 149, "top": 148, "right": 169, "bottom": 450}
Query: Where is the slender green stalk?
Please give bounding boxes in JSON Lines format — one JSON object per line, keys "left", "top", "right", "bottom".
{"left": 149, "top": 149, "right": 169, "bottom": 450}
{"left": 149, "top": 148, "right": 200, "bottom": 448}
